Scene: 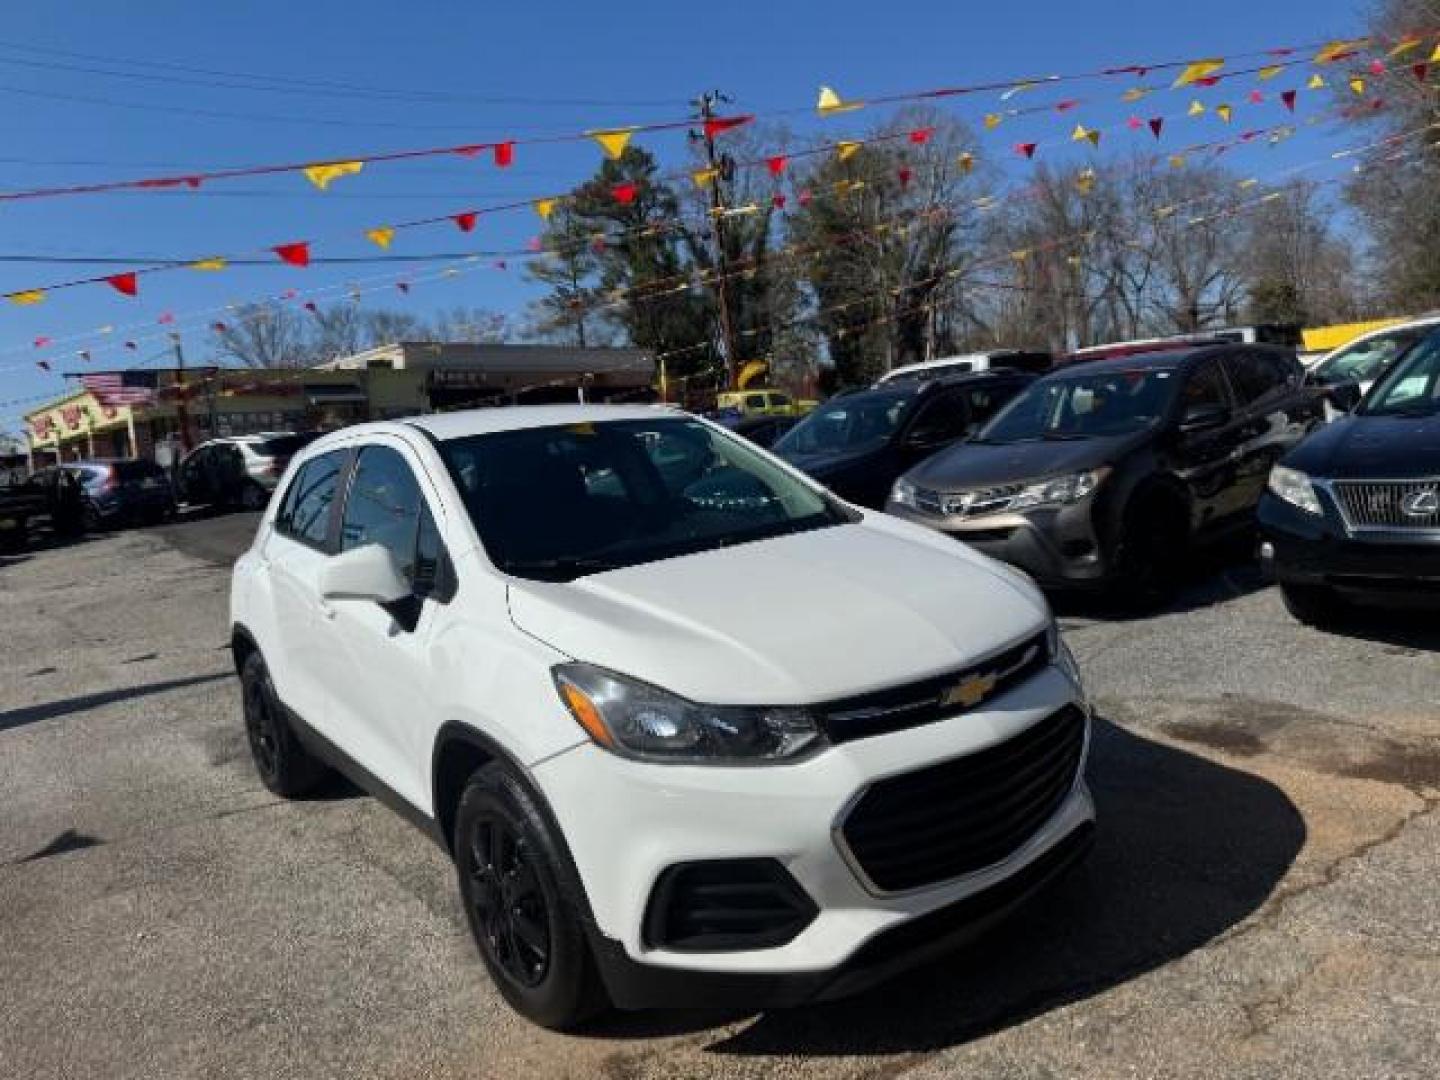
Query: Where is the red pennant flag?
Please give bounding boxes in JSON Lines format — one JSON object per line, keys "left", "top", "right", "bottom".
{"left": 1126, "top": 115, "right": 1143, "bottom": 130}
{"left": 36, "top": 360, "right": 49, "bottom": 371}
{"left": 185, "top": 177, "right": 201, "bottom": 189}
{"left": 397, "top": 282, "right": 410, "bottom": 294}
{"left": 798, "top": 189, "right": 813, "bottom": 207}
{"left": 703, "top": 115, "right": 754, "bottom": 140}
{"left": 612, "top": 182, "right": 639, "bottom": 205}
{"left": 772, "top": 192, "right": 787, "bottom": 209}
{"left": 273, "top": 242, "right": 310, "bottom": 267}
{"left": 898, "top": 166, "right": 913, "bottom": 187}
{"left": 33, "top": 336, "right": 50, "bottom": 348}
{"left": 1281, "top": 90, "right": 1297, "bottom": 112}
{"left": 1413, "top": 63, "right": 1430, "bottom": 82}
{"left": 1194, "top": 75, "right": 1221, "bottom": 87}
{"left": 1054, "top": 99, "right": 1080, "bottom": 112}
{"left": 1148, "top": 117, "right": 1165, "bottom": 139}
{"left": 304, "top": 301, "right": 319, "bottom": 315}
{"left": 1268, "top": 47, "right": 1295, "bottom": 56}
{"left": 106, "top": 272, "right": 138, "bottom": 297}
{"left": 212, "top": 321, "right": 227, "bottom": 332}
{"left": 591, "top": 236, "right": 607, "bottom": 253}
{"left": 1248, "top": 90, "right": 1265, "bottom": 104}
{"left": 453, "top": 145, "right": 484, "bottom": 157}
{"left": 1369, "top": 59, "right": 1386, "bottom": 75}
{"left": 157, "top": 312, "right": 175, "bottom": 324}
{"left": 1015, "top": 142, "right": 1038, "bottom": 159}
{"left": 281, "top": 289, "right": 298, "bottom": 299}
{"left": 493, "top": 141, "right": 515, "bottom": 167}
{"left": 495, "top": 260, "right": 507, "bottom": 270}
{"left": 908, "top": 126, "right": 934, "bottom": 144}
{"left": 766, "top": 155, "right": 788, "bottom": 177}
{"left": 453, "top": 211, "right": 478, "bottom": 233}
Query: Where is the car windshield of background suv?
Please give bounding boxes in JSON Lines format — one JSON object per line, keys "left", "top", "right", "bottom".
{"left": 774, "top": 390, "right": 915, "bottom": 456}
{"left": 438, "top": 418, "right": 848, "bottom": 582}
{"left": 1316, "top": 331, "right": 1426, "bottom": 385}
{"left": 976, "top": 367, "right": 1180, "bottom": 444}
{"left": 1359, "top": 331, "right": 1440, "bottom": 417}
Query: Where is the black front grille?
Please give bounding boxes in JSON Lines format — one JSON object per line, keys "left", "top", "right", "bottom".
{"left": 643, "top": 859, "right": 818, "bottom": 952}
{"left": 1334, "top": 480, "right": 1440, "bottom": 530}
{"left": 840, "top": 705, "right": 1087, "bottom": 892}
{"left": 816, "top": 631, "right": 1050, "bottom": 746}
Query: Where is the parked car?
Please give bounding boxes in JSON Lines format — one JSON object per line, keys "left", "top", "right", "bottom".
{"left": 62, "top": 459, "right": 175, "bottom": 529}
{"left": 179, "top": 432, "right": 320, "bottom": 511}
{"left": 887, "top": 345, "right": 1326, "bottom": 599}
{"left": 1305, "top": 315, "right": 1440, "bottom": 404}
{"left": 713, "top": 388, "right": 815, "bottom": 417}
{"left": 24, "top": 465, "right": 90, "bottom": 536}
{"left": 713, "top": 412, "right": 798, "bottom": 448}
{"left": 875, "top": 349, "right": 1053, "bottom": 385}
{"left": 1260, "top": 326, "right": 1440, "bottom": 623}
{"left": 773, "top": 371, "right": 1035, "bottom": 508}
{"left": 0, "top": 476, "right": 46, "bottom": 551}
{"left": 231, "top": 405, "right": 1094, "bottom": 1028}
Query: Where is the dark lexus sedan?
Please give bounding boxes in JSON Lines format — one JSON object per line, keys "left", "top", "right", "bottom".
{"left": 1260, "top": 327, "right": 1440, "bottom": 623}
{"left": 773, "top": 371, "right": 1033, "bottom": 509}
{"left": 888, "top": 345, "right": 1324, "bottom": 599}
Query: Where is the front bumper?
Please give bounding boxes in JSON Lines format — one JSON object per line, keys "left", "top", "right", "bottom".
{"left": 533, "top": 665, "right": 1093, "bottom": 1009}
{"left": 886, "top": 500, "right": 1108, "bottom": 587}
{"left": 1259, "top": 490, "right": 1440, "bottom": 603}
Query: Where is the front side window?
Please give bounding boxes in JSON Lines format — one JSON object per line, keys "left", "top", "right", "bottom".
{"left": 276, "top": 451, "right": 344, "bottom": 548}
{"left": 1182, "top": 362, "right": 1231, "bottom": 413}
{"left": 1362, "top": 331, "right": 1440, "bottom": 416}
{"left": 1316, "top": 330, "right": 1425, "bottom": 385}
{"left": 340, "top": 446, "right": 423, "bottom": 569}
{"left": 979, "top": 366, "right": 1180, "bottom": 443}
{"left": 905, "top": 390, "right": 971, "bottom": 445}
{"left": 1224, "top": 352, "right": 1283, "bottom": 405}
{"left": 440, "top": 418, "right": 845, "bottom": 581}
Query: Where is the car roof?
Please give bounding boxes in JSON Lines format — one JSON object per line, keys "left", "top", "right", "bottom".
{"left": 1046, "top": 346, "right": 1231, "bottom": 378}
{"left": 403, "top": 404, "right": 683, "bottom": 442}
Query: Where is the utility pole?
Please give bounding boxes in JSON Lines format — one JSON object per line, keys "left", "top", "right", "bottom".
{"left": 692, "top": 90, "right": 738, "bottom": 390}
{"left": 171, "top": 333, "right": 193, "bottom": 453}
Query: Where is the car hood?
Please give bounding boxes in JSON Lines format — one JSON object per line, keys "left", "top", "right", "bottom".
{"left": 905, "top": 433, "right": 1138, "bottom": 490}
{"left": 505, "top": 519, "right": 1048, "bottom": 705}
{"left": 1286, "top": 413, "right": 1440, "bottom": 478}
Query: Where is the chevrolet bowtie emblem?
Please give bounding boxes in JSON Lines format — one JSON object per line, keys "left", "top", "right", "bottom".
{"left": 942, "top": 671, "right": 997, "bottom": 709}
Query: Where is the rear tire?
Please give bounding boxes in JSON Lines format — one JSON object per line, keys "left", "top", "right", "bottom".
{"left": 1280, "top": 582, "right": 1345, "bottom": 626}
{"left": 454, "top": 763, "right": 608, "bottom": 1030}
{"left": 1110, "top": 501, "right": 1186, "bottom": 610}
{"left": 239, "top": 651, "right": 328, "bottom": 797}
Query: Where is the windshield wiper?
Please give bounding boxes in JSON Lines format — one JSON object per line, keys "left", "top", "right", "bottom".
{"left": 502, "top": 556, "right": 625, "bottom": 580}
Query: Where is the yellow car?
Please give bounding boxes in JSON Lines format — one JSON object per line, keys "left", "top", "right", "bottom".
{"left": 715, "top": 389, "right": 815, "bottom": 417}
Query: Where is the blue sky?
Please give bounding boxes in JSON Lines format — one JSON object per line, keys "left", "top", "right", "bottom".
{"left": 0, "top": 0, "right": 1371, "bottom": 433}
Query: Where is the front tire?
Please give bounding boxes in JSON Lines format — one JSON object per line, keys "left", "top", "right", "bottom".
{"left": 239, "top": 651, "right": 328, "bottom": 797}
{"left": 1110, "top": 501, "right": 1186, "bottom": 609}
{"left": 454, "top": 763, "right": 607, "bottom": 1030}
{"left": 1280, "top": 581, "right": 1345, "bottom": 626}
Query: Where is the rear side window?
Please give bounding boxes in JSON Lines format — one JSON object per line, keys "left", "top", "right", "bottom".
{"left": 275, "top": 451, "right": 345, "bottom": 549}
{"left": 1224, "top": 351, "right": 1285, "bottom": 405}
{"left": 113, "top": 460, "right": 166, "bottom": 481}
{"left": 745, "top": 394, "right": 767, "bottom": 409}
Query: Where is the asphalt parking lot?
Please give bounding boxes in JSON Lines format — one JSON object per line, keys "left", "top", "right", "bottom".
{"left": 3, "top": 513, "right": 1438, "bottom": 1079}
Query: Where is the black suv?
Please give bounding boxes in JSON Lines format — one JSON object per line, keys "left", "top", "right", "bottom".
{"left": 887, "top": 345, "right": 1325, "bottom": 597}
{"left": 772, "top": 371, "right": 1035, "bottom": 508}
{"left": 1260, "top": 326, "right": 1440, "bottom": 623}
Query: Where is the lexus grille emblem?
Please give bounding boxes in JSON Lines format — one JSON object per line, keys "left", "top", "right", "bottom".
{"left": 1401, "top": 488, "right": 1439, "bottom": 518}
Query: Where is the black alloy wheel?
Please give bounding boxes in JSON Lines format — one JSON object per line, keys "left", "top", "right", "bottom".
{"left": 238, "top": 651, "right": 328, "bottom": 797}
{"left": 467, "top": 819, "right": 552, "bottom": 989}
{"left": 243, "top": 671, "right": 281, "bottom": 782}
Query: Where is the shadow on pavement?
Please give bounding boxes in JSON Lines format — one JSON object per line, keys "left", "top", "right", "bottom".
{"left": 1312, "top": 605, "right": 1440, "bottom": 652}
{"left": 586, "top": 717, "right": 1305, "bottom": 1055}
{"left": 0, "top": 671, "right": 232, "bottom": 734}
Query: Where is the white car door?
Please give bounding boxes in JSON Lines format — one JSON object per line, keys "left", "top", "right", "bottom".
{"left": 261, "top": 449, "right": 349, "bottom": 728}
{"left": 320, "top": 439, "right": 451, "bottom": 810}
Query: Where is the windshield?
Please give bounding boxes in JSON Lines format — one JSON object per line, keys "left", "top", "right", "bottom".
{"left": 978, "top": 367, "right": 1179, "bottom": 443}
{"left": 1360, "top": 330, "right": 1440, "bottom": 417}
{"left": 439, "top": 418, "right": 848, "bottom": 581}
{"left": 1315, "top": 330, "right": 1425, "bottom": 385}
{"left": 774, "top": 389, "right": 914, "bottom": 456}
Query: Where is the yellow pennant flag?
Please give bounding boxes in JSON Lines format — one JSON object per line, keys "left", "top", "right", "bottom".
{"left": 189, "top": 258, "right": 227, "bottom": 271}
{"left": 303, "top": 160, "right": 363, "bottom": 191}
{"left": 7, "top": 289, "right": 44, "bottom": 305}
{"left": 1314, "top": 39, "right": 1363, "bottom": 64}
{"left": 1238, "top": 177, "right": 1259, "bottom": 189}
{"left": 1216, "top": 104, "right": 1233, "bottom": 123}
{"left": 1122, "top": 86, "right": 1152, "bottom": 103}
{"left": 1349, "top": 76, "right": 1366, "bottom": 95}
{"left": 956, "top": 151, "right": 975, "bottom": 173}
{"left": 1389, "top": 34, "right": 1423, "bottom": 57}
{"left": 1156, "top": 205, "right": 1178, "bottom": 218}
{"left": 1076, "top": 168, "right": 1096, "bottom": 195}
{"left": 1169, "top": 154, "right": 1187, "bottom": 169}
{"left": 984, "top": 112, "right": 1003, "bottom": 130}
{"left": 534, "top": 198, "right": 558, "bottom": 221}
{"left": 1308, "top": 73, "right": 1327, "bottom": 89}
{"left": 366, "top": 227, "right": 395, "bottom": 250}
{"left": 1011, "top": 249, "right": 1030, "bottom": 262}
{"left": 1258, "top": 64, "right": 1284, "bottom": 81}
{"left": 816, "top": 85, "right": 863, "bottom": 116}
{"left": 737, "top": 359, "right": 769, "bottom": 389}
{"left": 836, "top": 140, "right": 862, "bottom": 161}
{"left": 1069, "top": 125, "right": 1100, "bottom": 147}
{"left": 1188, "top": 100, "right": 1207, "bottom": 117}
{"left": 1173, "top": 58, "right": 1224, "bottom": 88}
{"left": 690, "top": 167, "right": 719, "bottom": 189}
{"left": 1431, "top": 42, "right": 1440, "bottom": 62}
{"left": 590, "top": 129, "right": 635, "bottom": 160}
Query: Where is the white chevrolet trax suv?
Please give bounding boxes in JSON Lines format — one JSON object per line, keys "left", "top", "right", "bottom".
{"left": 229, "top": 405, "right": 1095, "bottom": 1029}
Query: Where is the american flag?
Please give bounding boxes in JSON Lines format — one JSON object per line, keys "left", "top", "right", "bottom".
{"left": 80, "top": 370, "right": 158, "bottom": 407}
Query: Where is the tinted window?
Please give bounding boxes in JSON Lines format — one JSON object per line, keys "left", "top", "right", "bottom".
{"left": 775, "top": 388, "right": 916, "bottom": 455}
{"left": 340, "top": 447, "right": 424, "bottom": 576}
{"left": 276, "top": 452, "right": 344, "bottom": 548}
{"left": 112, "top": 460, "right": 166, "bottom": 481}
{"left": 745, "top": 394, "right": 767, "bottom": 409}
{"left": 256, "top": 433, "right": 317, "bottom": 457}
{"left": 769, "top": 393, "right": 792, "bottom": 408}
{"left": 1182, "top": 362, "right": 1231, "bottom": 412}
{"left": 1224, "top": 352, "right": 1283, "bottom": 405}
{"left": 906, "top": 390, "right": 971, "bottom": 444}
{"left": 980, "top": 368, "right": 1179, "bottom": 443}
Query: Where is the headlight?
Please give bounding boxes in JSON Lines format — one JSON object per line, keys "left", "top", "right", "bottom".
{"left": 1047, "top": 618, "right": 1084, "bottom": 691}
{"left": 553, "top": 663, "right": 823, "bottom": 764}
{"left": 1011, "top": 468, "right": 1108, "bottom": 511}
{"left": 890, "top": 475, "right": 919, "bottom": 510}
{"left": 1267, "top": 465, "right": 1321, "bottom": 515}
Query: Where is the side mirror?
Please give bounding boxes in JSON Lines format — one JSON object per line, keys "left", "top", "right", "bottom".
{"left": 1322, "top": 377, "right": 1363, "bottom": 414}
{"left": 321, "top": 543, "right": 411, "bottom": 605}
{"left": 1177, "top": 403, "right": 1231, "bottom": 436}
